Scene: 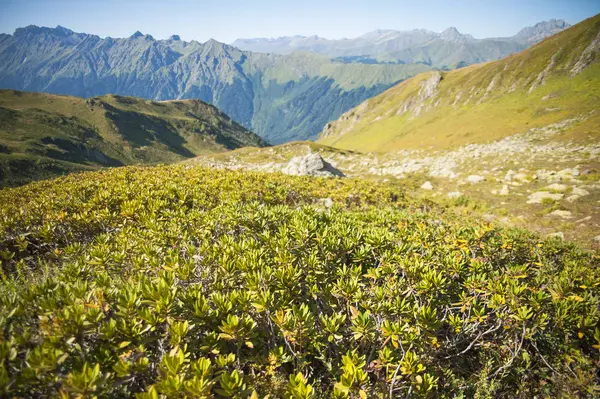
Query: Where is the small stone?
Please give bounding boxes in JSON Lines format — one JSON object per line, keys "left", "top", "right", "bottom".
{"left": 527, "top": 191, "right": 564, "bottom": 204}
{"left": 467, "top": 175, "right": 485, "bottom": 183}
{"left": 571, "top": 187, "right": 590, "bottom": 196}
{"left": 547, "top": 232, "right": 564, "bottom": 240}
{"left": 498, "top": 185, "right": 509, "bottom": 196}
{"left": 421, "top": 181, "right": 434, "bottom": 190}
{"left": 545, "top": 183, "right": 568, "bottom": 192}
{"left": 447, "top": 191, "right": 463, "bottom": 199}
{"left": 594, "top": 235, "right": 600, "bottom": 244}
{"left": 549, "top": 210, "right": 572, "bottom": 219}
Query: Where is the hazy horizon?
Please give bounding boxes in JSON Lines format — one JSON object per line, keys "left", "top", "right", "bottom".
{"left": 1, "top": 0, "right": 598, "bottom": 44}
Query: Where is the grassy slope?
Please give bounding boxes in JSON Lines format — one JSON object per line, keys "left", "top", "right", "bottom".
{"left": 0, "top": 90, "right": 266, "bottom": 185}
{"left": 318, "top": 14, "right": 600, "bottom": 152}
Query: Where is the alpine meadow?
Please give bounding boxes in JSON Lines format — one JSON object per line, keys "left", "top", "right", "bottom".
{"left": 0, "top": 2, "right": 599, "bottom": 399}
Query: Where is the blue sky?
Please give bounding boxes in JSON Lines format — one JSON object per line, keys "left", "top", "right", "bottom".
{"left": 1, "top": 0, "right": 598, "bottom": 43}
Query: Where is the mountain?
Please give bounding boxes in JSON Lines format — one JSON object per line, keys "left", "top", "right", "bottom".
{"left": 318, "top": 14, "right": 600, "bottom": 152}
{"left": 0, "top": 27, "right": 431, "bottom": 144}
{"left": 0, "top": 89, "right": 265, "bottom": 185}
{"left": 232, "top": 20, "right": 571, "bottom": 69}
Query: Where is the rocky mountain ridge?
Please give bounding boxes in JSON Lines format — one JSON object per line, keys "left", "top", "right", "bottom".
{"left": 0, "top": 25, "right": 431, "bottom": 144}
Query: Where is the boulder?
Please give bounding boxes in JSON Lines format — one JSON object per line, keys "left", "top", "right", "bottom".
{"left": 283, "top": 153, "right": 344, "bottom": 177}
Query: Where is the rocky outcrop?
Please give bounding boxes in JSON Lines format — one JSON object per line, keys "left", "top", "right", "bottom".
{"left": 283, "top": 153, "right": 345, "bottom": 177}
{"left": 571, "top": 28, "right": 600, "bottom": 76}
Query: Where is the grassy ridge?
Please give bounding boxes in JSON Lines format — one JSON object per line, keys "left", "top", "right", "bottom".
{"left": 0, "top": 165, "right": 598, "bottom": 397}
{"left": 0, "top": 90, "right": 266, "bottom": 186}
{"left": 318, "top": 14, "right": 600, "bottom": 152}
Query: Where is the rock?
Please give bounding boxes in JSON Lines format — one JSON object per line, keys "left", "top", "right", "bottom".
{"left": 318, "top": 198, "right": 334, "bottom": 209}
{"left": 466, "top": 175, "right": 485, "bottom": 183}
{"left": 547, "top": 232, "right": 564, "bottom": 240}
{"left": 447, "top": 191, "right": 463, "bottom": 199}
{"left": 572, "top": 187, "right": 590, "bottom": 196}
{"left": 545, "top": 183, "right": 568, "bottom": 192}
{"left": 283, "top": 153, "right": 344, "bottom": 177}
{"left": 576, "top": 216, "right": 592, "bottom": 223}
{"left": 421, "top": 181, "right": 434, "bottom": 190}
{"left": 498, "top": 185, "right": 510, "bottom": 196}
{"left": 549, "top": 210, "right": 572, "bottom": 219}
{"left": 513, "top": 173, "right": 530, "bottom": 183}
{"left": 566, "top": 195, "right": 581, "bottom": 203}
{"left": 527, "top": 191, "right": 564, "bottom": 204}
{"left": 594, "top": 235, "right": 600, "bottom": 244}
{"left": 504, "top": 170, "right": 515, "bottom": 181}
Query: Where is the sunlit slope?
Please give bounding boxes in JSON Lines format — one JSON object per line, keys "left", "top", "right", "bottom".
{"left": 318, "top": 14, "right": 600, "bottom": 152}
{"left": 0, "top": 90, "right": 266, "bottom": 185}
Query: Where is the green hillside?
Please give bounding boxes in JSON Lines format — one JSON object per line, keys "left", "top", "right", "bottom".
{"left": 0, "top": 90, "right": 266, "bottom": 186}
{"left": 318, "top": 14, "right": 600, "bottom": 152}
{"left": 0, "top": 165, "right": 599, "bottom": 397}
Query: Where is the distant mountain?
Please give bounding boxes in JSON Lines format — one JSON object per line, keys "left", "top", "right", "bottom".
{"left": 232, "top": 20, "right": 571, "bottom": 69}
{"left": 318, "top": 14, "right": 600, "bottom": 152}
{"left": 0, "top": 90, "right": 266, "bottom": 185}
{"left": 0, "top": 26, "right": 430, "bottom": 144}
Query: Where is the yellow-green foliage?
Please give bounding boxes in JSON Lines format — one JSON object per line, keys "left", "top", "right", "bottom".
{"left": 0, "top": 166, "right": 599, "bottom": 398}
{"left": 319, "top": 14, "right": 600, "bottom": 152}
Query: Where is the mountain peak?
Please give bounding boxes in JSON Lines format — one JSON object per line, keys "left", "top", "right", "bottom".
{"left": 169, "top": 35, "right": 181, "bottom": 41}
{"left": 440, "top": 27, "right": 467, "bottom": 42}
{"left": 130, "top": 31, "right": 144, "bottom": 39}
{"left": 514, "top": 19, "right": 571, "bottom": 43}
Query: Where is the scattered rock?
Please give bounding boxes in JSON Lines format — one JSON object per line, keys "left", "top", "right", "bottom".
{"left": 317, "top": 198, "right": 334, "bottom": 209}
{"left": 549, "top": 210, "right": 572, "bottom": 219}
{"left": 466, "top": 175, "right": 485, "bottom": 183}
{"left": 283, "top": 153, "right": 344, "bottom": 177}
{"left": 421, "top": 181, "right": 434, "bottom": 190}
{"left": 576, "top": 216, "right": 592, "bottom": 223}
{"left": 527, "top": 191, "right": 564, "bottom": 204}
{"left": 545, "top": 183, "right": 568, "bottom": 192}
{"left": 572, "top": 187, "right": 590, "bottom": 197}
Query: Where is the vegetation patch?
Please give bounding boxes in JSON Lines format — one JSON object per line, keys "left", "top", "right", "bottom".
{"left": 0, "top": 166, "right": 598, "bottom": 397}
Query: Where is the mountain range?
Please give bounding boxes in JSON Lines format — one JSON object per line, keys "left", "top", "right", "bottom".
{"left": 232, "top": 19, "right": 571, "bottom": 68}
{"left": 0, "top": 26, "right": 430, "bottom": 144}
{"left": 0, "top": 20, "right": 569, "bottom": 144}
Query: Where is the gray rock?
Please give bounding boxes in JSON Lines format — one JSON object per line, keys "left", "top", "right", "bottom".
{"left": 545, "top": 183, "right": 568, "bottom": 192}
{"left": 549, "top": 210, "right": 572, "bottom": 219}
{"left": 421, "top": 181, "right": 434, "bottom": 190}
{"left": 283, "top": 153, "right": 345, "bottom": 177}
{"left": 466, "top": 175, "right": 485, "bottom": 183}
{"left": 527, "top": 191, "right": 564, "bottom": 204}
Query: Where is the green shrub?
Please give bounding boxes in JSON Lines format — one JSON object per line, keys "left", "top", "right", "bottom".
{"left": 0, "top": 165, "right": 598, "bottom": 398}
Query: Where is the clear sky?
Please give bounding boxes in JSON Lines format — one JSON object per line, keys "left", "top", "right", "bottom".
{"left": 1, "top": 0, "right": 599, "bottom": 43}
